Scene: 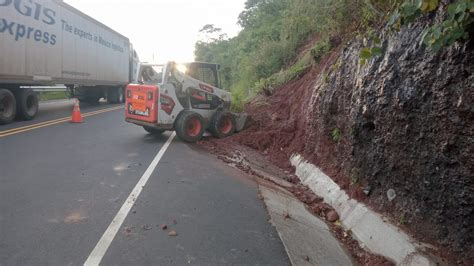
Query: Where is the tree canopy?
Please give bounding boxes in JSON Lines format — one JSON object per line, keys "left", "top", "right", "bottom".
{"left": 194, "top": 0, "right": 401, "bottom": 109}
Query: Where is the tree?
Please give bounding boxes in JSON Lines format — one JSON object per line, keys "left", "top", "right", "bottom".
{"left": 198, "top": 24, "right": 228, "bottom": 43}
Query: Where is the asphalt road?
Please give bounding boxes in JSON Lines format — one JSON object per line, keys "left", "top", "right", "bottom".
{"left": 0, "top": 100, "right": 290, "bottom": 265}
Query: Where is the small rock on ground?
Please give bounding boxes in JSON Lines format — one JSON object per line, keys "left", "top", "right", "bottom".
{"left": 326, "top": 210, "right": 339, "bottom": 222}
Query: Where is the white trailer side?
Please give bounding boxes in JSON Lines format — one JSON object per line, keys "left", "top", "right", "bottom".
{"left": 0, "top": 0, "right": 136, "bottom": 124}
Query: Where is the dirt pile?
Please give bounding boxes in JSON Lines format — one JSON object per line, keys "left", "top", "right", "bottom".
{"left": 204, "top": 10, "right": 473, "bottom": 264}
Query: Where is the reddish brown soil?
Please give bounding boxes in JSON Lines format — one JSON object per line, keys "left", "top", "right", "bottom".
{"left": 189, "top": 1, "right": 474, "bottom": 264}
{"left": 200, "top": 8, "right": 474, "bottom": 263}
{"left": 212, "top": 49, "right": 368, "bottom": 203}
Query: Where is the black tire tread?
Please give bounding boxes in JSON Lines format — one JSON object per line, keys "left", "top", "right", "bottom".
{"left": 0, "top": 89, "right": 16, "bottom": 124}
{"left": 209, "top": 111, "right": 235, "bottom": 138}
{"left": 14, "top": 88, "right": 38, "bottom": 120}
{"left": 108, "top": 87, "right": 124, "bottom": 104}
{"left": 175, "top": 111, "right": 205, "bottom": 142}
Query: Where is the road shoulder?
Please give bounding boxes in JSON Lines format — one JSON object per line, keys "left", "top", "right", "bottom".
{"left": 257, "top": 178, "right": 353, "bottom": 265}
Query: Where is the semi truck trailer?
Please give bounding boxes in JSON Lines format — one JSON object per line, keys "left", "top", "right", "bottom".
{"left": 0, "top": 0, "right": 139, "bottom": 124}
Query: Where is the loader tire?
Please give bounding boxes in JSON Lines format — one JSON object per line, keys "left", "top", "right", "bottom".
{"left": 175, "top": 111, "right": 205, "bottom": 142}
{"left": 143, "top": 126, "right": 165, "bottom": 135}
{"left": 209, "top": 111, "right": 235, "bottom": 138}
{"left": 0, "top": 89, "right": 16, "bottom": 124}
{"left": 15, "top": 88, "right": 38, "bottom": 121}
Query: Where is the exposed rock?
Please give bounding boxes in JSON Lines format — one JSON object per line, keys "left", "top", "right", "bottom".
{"left": 387, "top": 189, "right": 396, "bottom": 202}
{"left": 326, "top": 210, "right": 339, "bottom": 222}
{"left": 201, "top": 2, "right": 473, "bottom": 261}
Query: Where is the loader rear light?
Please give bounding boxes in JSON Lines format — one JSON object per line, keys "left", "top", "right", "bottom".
{"left": 147, "top": 91, "right": 153, "bottom": 100}
{"left": 127, "top": 90, "right": 131, "bottom": 98}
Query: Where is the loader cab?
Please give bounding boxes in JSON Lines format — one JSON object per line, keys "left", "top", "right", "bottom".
{"left": 137, "top": 63, "right": 164, "bottom": 85}
{"left": 185, "top": 62, "right": 221, "bottom": 89}
{"left": 168, "top": 62, "right": 226, "bottom": 111}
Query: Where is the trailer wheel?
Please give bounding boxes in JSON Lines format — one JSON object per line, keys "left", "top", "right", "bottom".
{"left": 76, "top": 87, "right": 102, "bottom": 104}
{"left": 119, "top": 88, "right": 125, "bottom": 103}
{"left": 83, "top": 96, "right": 102, "bottom": 104}
{"left": 175, "top": 111, "right": 205, "bottom": 142}
{"left": 0, "top": 89, "right": 16, "bottom": 124}
{"left": 209, "top": 111, "right": 235, "bottom": 138}
{"left": 143, "top": 126, "right": 165, "bottom": 135}
{"left": 15, "top": 88, "right": 38, "bottom": 120}
{"left": 107, "top": 87, "right": 124, "bottom": 104}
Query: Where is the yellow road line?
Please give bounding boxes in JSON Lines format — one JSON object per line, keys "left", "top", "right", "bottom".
{"left": 0, "top": 106, "right": 123, "bottom": 138}
{"left": 0, "top": 116, "right": 70, "bottom": 134}
{"left": 0, "top": 106, "right": 122, "bottom": 134}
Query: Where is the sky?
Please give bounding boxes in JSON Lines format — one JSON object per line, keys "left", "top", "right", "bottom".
{"left": 65, "top": 0, "right": 246, "bottom": 63}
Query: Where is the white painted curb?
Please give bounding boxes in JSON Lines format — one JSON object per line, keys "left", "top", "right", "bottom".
{"left": 290, "top": 154, "right": 437, "bottom": 266}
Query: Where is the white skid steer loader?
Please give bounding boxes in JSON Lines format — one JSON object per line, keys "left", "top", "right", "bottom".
{"left": 125, "top": 61, "right": 247, "bottom": 142}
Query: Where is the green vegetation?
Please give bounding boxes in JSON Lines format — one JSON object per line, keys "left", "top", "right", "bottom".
{"left": 195, "top": 0, "right": 398, "bottom": 110}
{"left": 195, "top": 0, "right": 472, "bottom": 106}
{"left": 399, "top": 212, "right": 407, "bottom": 225}
{"left": 361, "top": 0, "right": 473, "bottom": 63}
{"left": 254, "top": 52, "right": 312, "bottom": 96}
{"left": 331, "top": 128, "right": 342, "bottom": 142}
{"left": 391, "top": 0, "right": 473, "bottom": 52}
{"left": 420, "top": 0, "right": 473, "bottom": 52}
{"left": 311, "top": 38, "right": 332, "bottom": 63}
{"left": 350, "top": 168, "right": 361, "bottom": 186}
{"left": 38, "top": 91, "right": 68, "bottom": 101}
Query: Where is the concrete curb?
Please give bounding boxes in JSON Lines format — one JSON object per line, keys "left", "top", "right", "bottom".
{"left": 290, "top": 154, "right": 437, "bottom": 266}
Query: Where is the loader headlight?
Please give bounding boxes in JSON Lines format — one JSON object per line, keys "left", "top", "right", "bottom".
{"left": 176, "top": 64, "right": 187, "bottom": 74}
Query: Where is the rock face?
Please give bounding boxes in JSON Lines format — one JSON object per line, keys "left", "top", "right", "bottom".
{"left": 303, "top": 17, "right": 473, "bottom": 257}
{"left": 229, "top": 8, "right": 473, "bottom": 260}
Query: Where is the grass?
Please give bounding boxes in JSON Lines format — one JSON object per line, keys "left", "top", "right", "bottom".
{"left": 38, "top": 91, "right": 69, "bottom": 101}
{"left": 310, "top": 39, "right": 332, "bottom": 63}
{"left": 254, "top": 51, "right": 313, "bottom": 96}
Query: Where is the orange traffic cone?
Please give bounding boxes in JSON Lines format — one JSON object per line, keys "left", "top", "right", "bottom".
{"left": 71, "top": 100, "right": 83, "bottom": 123}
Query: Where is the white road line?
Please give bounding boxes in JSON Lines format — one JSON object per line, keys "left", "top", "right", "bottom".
{"left": 84, "top": 132, "right": 176, "bottom": 266}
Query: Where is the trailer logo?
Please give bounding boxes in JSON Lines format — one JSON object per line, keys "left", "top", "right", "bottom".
{"left": 0, "top": 0, "right": 57, "bottom": 25}
{"left": 0, "top": 0, "right": 57, "bottom": 45}
{"left": 0, "top": 18, "right": 57, "bottom": 45}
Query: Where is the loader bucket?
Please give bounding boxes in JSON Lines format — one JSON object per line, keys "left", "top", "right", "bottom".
{"left": 233, "top": 112, "right": 249, "bottom": 132}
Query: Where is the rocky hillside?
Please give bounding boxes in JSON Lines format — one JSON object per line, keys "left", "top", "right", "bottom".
{"left": 214, "top": 6, "right": 473, "bottom": 263}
